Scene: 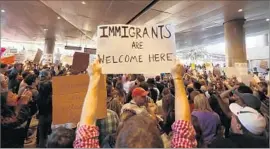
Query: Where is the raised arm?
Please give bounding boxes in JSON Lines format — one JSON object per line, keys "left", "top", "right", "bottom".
{"left": 172, "top": 64, "right": 190, "bottom": 122}
{"left": 74, "top": 60, "right": 102, "bottom": 148}
{"left": 171, "top": 63, "right": 197, "bottom": 148}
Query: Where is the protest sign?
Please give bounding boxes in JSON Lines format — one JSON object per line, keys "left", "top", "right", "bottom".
{"left": 9, "top": 48, "right": 18, "bottom": 53}
{"left": 89, "top": 54, "right": 96, "bottom": 64}
{"left": 0, "top": 55, "right": 15, "bottom": 64}
{"left": 61, "top": 55, "right": 73, "bottom": 65}
{"left": 43, "top": 54, "right": 53, "bottom": 64}
{"left": 224, "top": 67, "right": 238, "bottom": 78}
{"left": 52, "top": 74, "right": 106, "bottom": 124}
{"left": 97, "top": 24, "right": 176, "bottom": 74}
{"left": 25, "top": 50, "right": 37, "bottom": 61}
{"left": 14, "top": 53, "right": 25, "bottom": 63}
{"left": 205, "top": 62, "right": 213, "bottom": 73}
{"left": 235, "top": 63, "right": 248, "bottom": 76}
{"left": 253, "top": 75, "right": 261, "bottom": 83}
{"left": 260, "top": 60, "right": 268, "bottom": 69}
{"left": 71, "top": 52, "right": 89, "bottom": 74}
{"left": 33, "top": 49, "right": 43, "bottom": 64}
{"left": 238, "top": 75, "right": 253, "bottom": 86}
{"left": 191, "top": 63, "right": 196, "bottom": 70}
{"left": 213, "top": 67, "right": 221, "bottom": 77}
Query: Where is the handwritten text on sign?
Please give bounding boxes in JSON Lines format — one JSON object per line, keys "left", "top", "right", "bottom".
{"left": 97, "top": 24, "right": 176, "bottom": 74}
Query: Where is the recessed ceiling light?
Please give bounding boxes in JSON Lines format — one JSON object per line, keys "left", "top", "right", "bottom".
{"left": 1, "top": 9, "right": 5, "bottom": 13}
{"left": 266, "top": 18, "right": 270, "bottom": 22}
{"left": 57, "top": 16, "right": 61, "bottom": 20}
{"left": 43, "top": 28, "right": 48, "bottom": 31}
{"left": 238, "top": 9, "right": 243, "bottom": 12}
{"left": 81, "top": 1, "right": 86, "bottom": 4}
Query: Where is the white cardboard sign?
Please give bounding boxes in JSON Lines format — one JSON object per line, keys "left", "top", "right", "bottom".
{"left": 43, "top": 54, "right": 53, "bottom": 64}
{"left": 97, "top": 24, "right": 176, "bottom": 74}
{"left": 235, "top": 63, "right": 248, "bottom": 76}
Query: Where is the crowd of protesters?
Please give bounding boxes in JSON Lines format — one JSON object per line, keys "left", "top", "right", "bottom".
{"left": 1, "top": 59, "right": 269, "bottom": 148}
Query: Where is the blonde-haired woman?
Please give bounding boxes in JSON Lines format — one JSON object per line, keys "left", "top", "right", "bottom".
{"left": 192, "top": 94, "right": 220, "bottom": 146}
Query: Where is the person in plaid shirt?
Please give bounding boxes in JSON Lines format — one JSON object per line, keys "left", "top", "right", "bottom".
{"left": 74, "top": 60, "right": 197, "bottom": 148}
{"left": 96, "top": 109, "right": 119, "bottom": 146}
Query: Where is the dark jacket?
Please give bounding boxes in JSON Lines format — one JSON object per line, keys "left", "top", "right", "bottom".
{"left": 102, "top": 133, "right": 116, "bottom": 148}
{"left": 209, "top": 133, "right": 269, "bottom": 148}
{"left": 1, "top": 105, "right": 31, "bottom": 148}
{"left": 156, "top": 82, "right": 165, "bottom": 94}
{"left": 37, "top": 80, "right": 52, "bottom": 116}
{"left": 8, "top": 68, "right": 20, "bottom": 93}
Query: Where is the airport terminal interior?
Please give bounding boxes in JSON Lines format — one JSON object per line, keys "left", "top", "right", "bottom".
{"left": 0, "top": 0, "right": 269, "bottom": 148}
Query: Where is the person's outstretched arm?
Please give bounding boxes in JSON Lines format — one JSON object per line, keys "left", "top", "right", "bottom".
{"left": 171, "top": 63, "right": 197, "bottom": 148}
{"left": 74, "top": 60, "right": 102, "bottom": 148}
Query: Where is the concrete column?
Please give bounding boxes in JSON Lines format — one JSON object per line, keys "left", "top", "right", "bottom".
{"left": 224, "top": 19, "right": 247, "bottom": 67}
{"left": 43, "top": 38, "right": 55, "bottom": 64}
{"left": 44, "top": 38, "right": 55, "bottom": 54}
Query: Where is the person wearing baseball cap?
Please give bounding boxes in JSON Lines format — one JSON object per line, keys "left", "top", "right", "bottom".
{"left": 121, "top": 87, "right": 149, "bottom": 115}
{"left": 234, "top": 92, "right": 261, "bottom": 111}
{"left": 209, "top": 103, "right": 269, "bottom": 148}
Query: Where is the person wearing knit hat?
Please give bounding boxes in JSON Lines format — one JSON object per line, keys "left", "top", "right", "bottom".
{"left": 209, "top": 103, "right": 269, "bottom": 148}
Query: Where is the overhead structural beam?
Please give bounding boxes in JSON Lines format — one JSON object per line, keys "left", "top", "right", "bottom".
{"left": 126, "top": 0, "right": 160, "bottom": 24}
{"left": 39, "top": 0, "right": 92, "bottom": 40}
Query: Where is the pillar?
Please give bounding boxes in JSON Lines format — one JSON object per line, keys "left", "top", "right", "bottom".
{"left": 224, "top": 19, "right": 247, "bottom": 67}
{"left": 43, "top": 38, "right": 55, "bottom": 64}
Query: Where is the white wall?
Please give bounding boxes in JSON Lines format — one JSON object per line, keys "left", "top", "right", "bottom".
{"left": 246, "top": 46, "right": 269, "bottom": 60}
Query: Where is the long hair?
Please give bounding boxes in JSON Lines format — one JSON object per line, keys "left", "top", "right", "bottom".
{"left": 162, "top": 94, "right": 175, "bottom": 134}
{"left": 192, "top": 115, "right": 205, "bottom": 148}
{"left": 194, "top": 94, "right": 213, "bottom": 112}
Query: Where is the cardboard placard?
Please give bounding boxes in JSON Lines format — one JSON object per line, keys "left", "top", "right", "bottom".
{"left": 224, "top": 67, "right": 238, "bottom": 78}
{"left": 25, "top": 50, "right": 37, "bottom": 61}
{"left": 33, "top": 49, "right": 43, "bottom": 64}
{"left": 235, "top": 63, "right": 248, "bottom": 76}
{"left": 238, "top": 75, "right": 253, "bottom": 86}
{"left": 0, "top": 55, "right": 15, "bottom": 64}
{"left": 71, "top": 52, "right": 89, "bottom": 73}
{"left": 213, "top": 67, "right": 221, "bottom": 77}
{"left": 205, "top": 62, "right": 213, "bottom": 73}
{"left": 97, "top": 24, "right": 176, "bottom": 74}
{"left": 260, "top": 60, "right": 268, "bottom": 69}
{"left": 61, "top": 55, "right": 73, "bottom": 65}
{"left": 43, "top": 54, "right": 53, "bottom": 64}
{"left": 52, "top": 74, "right": 106, "bottom": 124}
{"left": 253, "top": 75, "right": 261, "bottom": 83}
{"left": 89, "top": 54, "right": 96, "bottom": 64}
{"left": 191, "top": 63, "right": 196, "bottom": 70}
{"left": 14, "top": 53, "right": 25, "bottom": 63}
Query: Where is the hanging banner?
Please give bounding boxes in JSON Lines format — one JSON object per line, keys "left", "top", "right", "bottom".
{"left": 97, "top": 24, "right": 176, "bottom": 74}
